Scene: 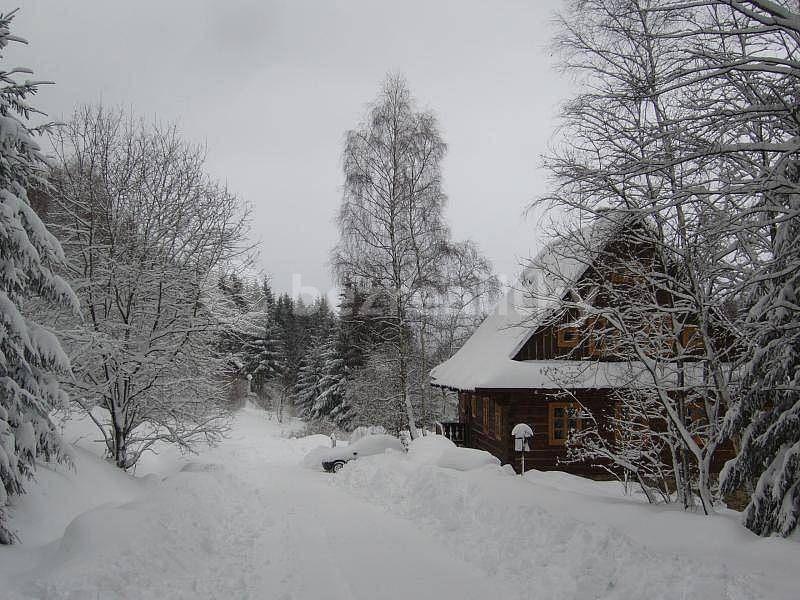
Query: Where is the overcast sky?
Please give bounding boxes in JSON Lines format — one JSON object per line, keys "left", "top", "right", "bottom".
{"left": 14, "top": 0, "right": 570, "bottom": 298}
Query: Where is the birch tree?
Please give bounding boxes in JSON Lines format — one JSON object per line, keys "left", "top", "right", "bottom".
{"left": 332, "top": 75, "right": 450, "bottom": 438}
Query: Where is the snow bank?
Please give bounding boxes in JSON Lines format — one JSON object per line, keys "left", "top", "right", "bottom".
{"left": 16, "top": 467, "right": 272, "bottom": 599}
{"left": 334, "top": 454, "right": 799, "bottom": 600}
{"left": 436, "top": 447, "right": 500, "bottom": 471}
{"left": 0, "top": 447, "right": 141, "bottom": 548}
{"left": 407, "top": 434, "right": 455, "bottom": 465}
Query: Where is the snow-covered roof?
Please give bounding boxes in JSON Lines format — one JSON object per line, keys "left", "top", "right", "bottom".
{"left": 430, "top": 216, "right": 630, "bottom": 392}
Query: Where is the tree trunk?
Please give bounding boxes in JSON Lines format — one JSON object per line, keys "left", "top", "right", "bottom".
{"left": 696, "top": 447, "right": 717, "bottom": 516}
{"left": 399, "top": 347, "right": 418, "bottom": 439}
{"left": 111, "top": 411, "right": 128, "bottom": 469}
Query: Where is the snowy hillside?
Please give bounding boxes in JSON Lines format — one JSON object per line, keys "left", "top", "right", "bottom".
{"left": 0, "top": 407, "right": 796, "bottom": 599}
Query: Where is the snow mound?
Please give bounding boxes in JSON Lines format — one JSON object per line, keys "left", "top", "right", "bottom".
{"left": 0, "top": 447, "right": 141, "bottom": 548}
{"left": 436, "top": 447, "right": 501, "bottom": 471}
{"left": 8, "top": 466, "right": 279, "bottom": 599}
{"left": 334, "top": 453, "right": 797, "bottom": 600}
{"left": 180, "top": 462, "right": 223, "bottom": 473}
{"left": 407, "top": 434, "right": 456, "bottom": 465}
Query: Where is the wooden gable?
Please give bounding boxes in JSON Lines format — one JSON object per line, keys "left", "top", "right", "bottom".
{"left": 511, "top": 225, "right": 679, "bottom": 362}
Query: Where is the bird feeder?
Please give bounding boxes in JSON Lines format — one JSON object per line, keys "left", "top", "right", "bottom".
{"left": 511, "top": 423, "right": 534, "bottom": 474}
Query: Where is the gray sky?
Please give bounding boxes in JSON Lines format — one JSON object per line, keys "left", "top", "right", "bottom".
{"left": 14, "top": 0, "right": 570, "bottom": 298}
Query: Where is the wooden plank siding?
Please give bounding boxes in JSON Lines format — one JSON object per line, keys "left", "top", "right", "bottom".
{"left": 458, "top": 388, "right": 617, "bottom": 476}
{"left": 457, "top": 388, "right": 736, "bottom": 478}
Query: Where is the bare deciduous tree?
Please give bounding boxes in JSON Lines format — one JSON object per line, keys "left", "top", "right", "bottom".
{"left": 541, "top": 0, "right": 800, "bottom": 529}
{"left": 46, "top": 106, "right": 250, "bottom": 469}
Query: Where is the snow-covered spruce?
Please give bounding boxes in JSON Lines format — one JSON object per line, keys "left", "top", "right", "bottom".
{"left": 722, "top": 195, "right": 800, "bottom": 537}
{"left": 295, "top": 324, "right": 353, "bottom": 428}
{"left": 295, "top": 332, "right": 327, "bottom": 418}
{"left": 313, "top": 326, "right": 353, "bottom": 427}
{"left": 0, "top": 10, "right": 79, "bottom": 544}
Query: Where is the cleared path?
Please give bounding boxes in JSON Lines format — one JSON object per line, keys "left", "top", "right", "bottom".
{"left": 3, "top": 410, "right": 515, "bottom": 600}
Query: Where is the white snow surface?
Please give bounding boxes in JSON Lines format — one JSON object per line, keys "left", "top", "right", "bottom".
{"left": 511, "top": 422, "right": 534, "bottom": 438}
{"left": 1, "top": 407, "right": 797, "bottom": 600}
{"left": 0, "top": 409, "right": 513, "bottom": 599}
{"left": 336, "top": 453, "right": 799, "bottom": 600}
{"left": 435, "top": 446, "right": 502, "bottom": 471}
{"left": 407, "top": 434, "right": 456, "bottom": 464}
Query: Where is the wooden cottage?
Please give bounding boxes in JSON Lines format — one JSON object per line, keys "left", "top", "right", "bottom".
{"left": 431, "top": 217, "right": 728, "bottom": 476}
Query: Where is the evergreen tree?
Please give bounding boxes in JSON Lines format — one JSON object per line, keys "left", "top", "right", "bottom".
{"left": 722, "top": 203, "right": 800, "bottom": 536}
{"left": 273, "top": 294, "right": 303, "bottom": 384}
{"left": 338, "top": 280, "right": 369, "bottom": 369}
{"left": 314, "top": 327, "right": 353, "bottom": 428}
{"left": 0, "top": 11, "right": 78, "bottom": 544}
{"left": 260, "top": 276, "right": 275, "bottom": 313}
{"left": 295, "top": 334, "right": 326, "bottom": 417}
{"left": 243, "top": 311, "right": 284, "bottom": 394}
{"left": 309, "top": 296, "right": 334, "bottom": 336}
{"left": 337, "top": 279, "right": 393, "bottom": 370}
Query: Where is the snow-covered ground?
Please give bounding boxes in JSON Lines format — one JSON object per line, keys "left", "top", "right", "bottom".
{"left": 1, "top": 407, "right": 797, "bottom": 599}
{"left": 0, "top": 409, "right": 515, "bottom": 599}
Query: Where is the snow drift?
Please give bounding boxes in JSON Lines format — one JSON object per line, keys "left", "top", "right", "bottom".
{"left": 334, "top": 452, "right": 798, "bottom": 600}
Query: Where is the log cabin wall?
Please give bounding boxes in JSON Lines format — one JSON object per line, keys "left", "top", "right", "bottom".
{"left": 459, "top": 388, "right": 617, "bottom": 476}
{"left": 457, "top": 387, "right": 737, "bottom": 478}
{"left": 502, "top": 388, "right": 616, "bottom": 476}
{"left": 457, "top": 391, "right": 512, "bottom": 462}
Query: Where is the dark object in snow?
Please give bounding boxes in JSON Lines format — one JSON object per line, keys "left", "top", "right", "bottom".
{"left": 319, "top": 434, "right": 404, "bottom": 473}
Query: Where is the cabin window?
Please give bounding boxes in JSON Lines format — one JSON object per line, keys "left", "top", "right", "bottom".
{"left": 494, "top": 403, "right": 503, "bottom": 440}
{"left": 471, "top": 395, "right": 478, "bottom": 418}
{"left": 548, "top": 402, "right": 583, "bottom": 445}
{"left": 482, "top": 397, "right": 490, "bottom": 431}
{"left": 557, "top": 327, "right": 580, "bottom": 349}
